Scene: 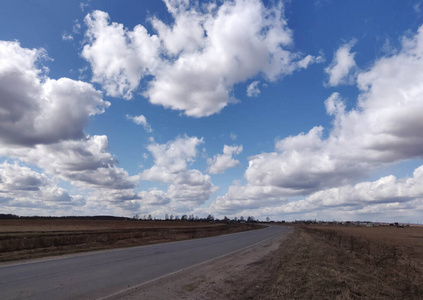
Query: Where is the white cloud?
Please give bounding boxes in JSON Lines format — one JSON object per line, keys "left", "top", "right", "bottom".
{"left": 0, "top": 136, "right": 140, "bottom": 190}
{"left": 325, "top": 40, "right": 357, "bottom": 86}
{"left": 73, "top": 22, "right": 81, "bottom": 34}
{"left": 0, "top": 41, "right": 110, "bottom": 147}
{"left": 151, "top": 0, "right": 206, "bottom": 56}
{"left": 80, "top": 2, "right": 90, "bottom": 12}
{"left": 142, "top": 136, "right": 203, "bottom": 181}
{"left": 247, "top": 165, "right": 423, "bottom": 222}
{"left": 212, "top": 184, "right": 293, "bottom": 214}
{"left": 82, "top": 10, "right": 160, "bottom": 99}
{"left": 207, "top": 145, "right": 243, "bottom": 174}
{"left": 298, "top": 54, "right": 324, "bottom": 69}
{"left": 126, "top": 114, "right": 153, "bottom": 133}
{"left": 0, "top": 41, "right": 139, "bottom": 213}
{"left": 62, "top": 33, "right": 73, "bottom": 41}
{"left": 89, "top": 188, "right": 140, "bottom": 204}
{"left": 82, "top": 1, "right": 319, "bottom": 117}
{"left": 214, "top": 25, "right": 423, "bottom": 218}
{"left": 0, "top": 161, "right": 85, "bottom": 208}
{"left": 140, "top": 136, "right": 218, "bottom": 207}
{"left": 246, "top": 81, "right": 260, "bottom": 97}
{"left": 138, "top": 189, "right": 170, "bottom": 205}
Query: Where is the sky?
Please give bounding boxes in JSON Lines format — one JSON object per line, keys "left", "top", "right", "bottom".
{"left": 1, "top": 0, "right": 423, "bottom": 223}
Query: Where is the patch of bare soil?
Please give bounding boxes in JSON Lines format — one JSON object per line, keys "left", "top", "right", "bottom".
{"left": 110, "top": 226, "right": 294, "bottom": 300}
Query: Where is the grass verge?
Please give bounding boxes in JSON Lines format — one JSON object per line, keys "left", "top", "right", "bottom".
{"left": 260, "top": 225, "right": 423, "bottom": 299}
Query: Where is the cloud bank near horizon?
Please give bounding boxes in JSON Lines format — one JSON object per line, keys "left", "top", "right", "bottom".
{"left": 213, "top": 25, "right": 423, "bottom": 220}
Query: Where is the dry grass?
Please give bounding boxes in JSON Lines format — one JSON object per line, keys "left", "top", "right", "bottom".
{"left": 0, "top": 219, "right": 218, "bottom": 232}
{"left": 310, "top": 225, "right": 423, "bottom": 262}
{"left": 260, "top": 225, "right": 423, "bottom": 300}
{"left": 0, "top": 219, "right": 262, "bottom": 262}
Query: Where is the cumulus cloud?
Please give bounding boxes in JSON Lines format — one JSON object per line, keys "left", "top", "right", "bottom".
{"left": 246, "top": 81, "right": 260, "bottom": 97}
{"left": 82, "top": 0, "right": 319, "bottom": 117}
{"left": 207, "top": 145, "right": 243, "bottom": 174}
{"left": 325, "top": 40, "right": 357, "bottom": 86}
{"left": 62, "top": 33, "right": 74, "bottom": 41}
{"left": 296, "top": 167, "right": 423, "bottom": 211}
{"left": 80, "top": 2, "right": 90, "bottom": 12}
{"left": 243, "top": 165, "right": 423, "bottom": 222}
{"left": 212, "top": 184, "right": 294, "bottom": 214}
{"left": 142, "top": 136, "right": 203, "bottom": 182}
{"left": 138, "top": 189, "right": 170, "bottom": 206}
{"left": 0, "top": 161, "right": 85, "bottom": 208}
{"left": 82, "top": 10, "right": 160, "bottom": 99}
{"left": 214, "top": 25, "right": 423, "bottom": 217}
{"left": 88, "top": 188, "right": 140, "bottom": 205}
{"left": 0, "top": 41, "right": 110, "bottom": 147}
{"left": 126, "top": 114, "right": 152, "bottom": 133}
{"left": 140, "top": 136, "right": 218, "bottom": 207}
{"left": 0, "top": 136, "right": 139, "bottom": 190}
{"left": 298, "top": 54, "right": 325, "bottom": 69}
{"left": 0, "top": 41, "right": 139, "bottom": 214}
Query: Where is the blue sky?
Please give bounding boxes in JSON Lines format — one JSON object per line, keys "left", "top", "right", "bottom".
{"left": 1, "top": 0, "right": 423, "bottom": 222}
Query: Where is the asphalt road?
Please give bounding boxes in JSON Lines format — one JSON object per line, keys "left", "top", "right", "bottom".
{"left": 0, "top": 225, "right": 290, "bottom": 300}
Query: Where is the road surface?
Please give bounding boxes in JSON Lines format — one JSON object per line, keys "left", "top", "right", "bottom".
{"left": 0, "top": 225, "right": 290, "bottom": 300}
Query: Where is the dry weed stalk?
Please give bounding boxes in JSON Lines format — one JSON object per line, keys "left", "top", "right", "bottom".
{"left": 302, "top": 226, "right": 422, "bottom": 298}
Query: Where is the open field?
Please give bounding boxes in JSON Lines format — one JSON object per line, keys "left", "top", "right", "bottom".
{"left": 306, "top": 225, "right": 423, "bottom": 262}
{"left": 0, "top": 219, "right": 226, "bottom": 232}
{"left": 0, "top": 219, "right": 262, "bottom": 262}
{"left": 2, "top": 222, "right": 421, "bottom": 299}
{"left": 259, "top": 224, "right": 423, "bottom": 299}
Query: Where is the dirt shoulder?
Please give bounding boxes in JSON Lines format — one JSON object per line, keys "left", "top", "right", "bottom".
{"left": 109, "top": 226, "right": 294, "bottom": 300}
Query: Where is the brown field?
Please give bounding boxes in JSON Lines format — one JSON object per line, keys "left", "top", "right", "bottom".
{"left": 307, "top": 225, "right": 423, "bottom": 262}
{"left": 260, "top": 224, "right": 423, "bottom": 299}
{"left": 0, "top": 219, "right": 223, "bottom": 232}
{"left": 0, "top": 219, "right": 262, "bottom": 262}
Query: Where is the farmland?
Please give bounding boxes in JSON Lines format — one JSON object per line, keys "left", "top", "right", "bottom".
{"left": 260, "top": 224, "right": 423, "bottom": 299}
{"left": 2, "top": 220, "right": 422, "bottom": 299}
{"left": 0, "top": 218, "right": 262, "bottom": 262}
